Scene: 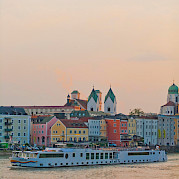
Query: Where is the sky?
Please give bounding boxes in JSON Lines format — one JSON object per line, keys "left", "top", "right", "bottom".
{"left": 0, "top": 0, "right": 179, "bottom": 114}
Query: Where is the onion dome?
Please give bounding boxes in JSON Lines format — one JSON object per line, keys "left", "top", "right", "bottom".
{"left": 168, "top": 83, "right": 178, "bottom": 94}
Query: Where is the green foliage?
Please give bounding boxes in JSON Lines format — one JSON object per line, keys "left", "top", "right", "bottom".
{"left": 129, "top": 108, "right": 144, "bottom": 116}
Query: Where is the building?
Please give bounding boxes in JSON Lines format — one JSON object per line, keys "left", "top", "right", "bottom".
{"left": 128, "top": 116, "right": 136, "bottom": 136}
{"left": 15, "top": 105, "right": 74, "bottom": 119}
{"left": 158, "top": 115, "right": 175, "bottom": 146}
{"left": 160, "top": 83, "right": 179, "bottom": 115}
{"left": 100, "top": 119, "right": 107, "bottom": 140}
{"left": 105, "top": 114, "right": 128, "bottom": 146}
{"left": 136, "top": 116, "right": 158, "bottom": 146}
{"left": 87, "top": 88, "right": 102, "bottom": 112}
{"left": 31, "top": 116, "right": 58, "bottom": 147}
{"left": 51, "top": 119, "right": 88, "bottom": 144}
{"left": 173, "top": 114, "right": 179, "bottom": 146}
{"left": 0, "top": 106, "right": 31, "bottom": 145}
{"left": 64, "top": 90, "right": 88, "bottom": 110}
{"left": 104, "top": 87, "right": 117, "bottom": 115}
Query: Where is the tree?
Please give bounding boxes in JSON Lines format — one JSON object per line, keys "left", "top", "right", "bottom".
{"left": 129, "top": 108, "right": 144, "bottom": 116}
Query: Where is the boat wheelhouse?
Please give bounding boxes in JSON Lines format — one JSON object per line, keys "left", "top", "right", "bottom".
{"left": 10, "top": 147, "right": 167, "bottom": 168}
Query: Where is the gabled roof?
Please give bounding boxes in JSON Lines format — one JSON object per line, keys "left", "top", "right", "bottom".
{"left": 64, "top": 99, "right": 87, "bottom": 110}
{"left": 161, "top": 101, "right": 176, "bottom": 107}
{"left": 104, "top": 88, "right": 116, "bottom": 103}
{"left": 0, "top": 106, "right": 27, "bottom": 115}
{"left": 33, "top": 116, "right": 54, "bottom": 124}
{"left": 88, "top": 88, "right": 98, "bottom": 103}
{"left": 60, "top": 119, "right": 88, "bottom": 128}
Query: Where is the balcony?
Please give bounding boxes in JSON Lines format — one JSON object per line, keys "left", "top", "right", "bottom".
{"left": 4, "top": 136, "right": 10, "bottom": 139}
{"left": 4, "top": 122, "right": 13, "bottom": 125}
{"left": 4, "top": 129, "right": 13, "bottom": 132}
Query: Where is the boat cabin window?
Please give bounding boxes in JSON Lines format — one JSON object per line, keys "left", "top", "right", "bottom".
{"left": 128, "top": 152, "right": 149, "bottom": 156}
{"left": 105, "top": 153, "right": 108, "bottom": 159}
{"left": 80, "top": 153, "right": 83, "bottom": 157}
{"left": 39, "top": 153, "right": 64, "bottom": 158}
{"left": 91, "top": 153, "right": 94, "bottom": 160}
{"left": 86, "top": 153, "right": 90, "bottom": 160}
{"left": 100, "top": 153, "right": 104, "bottom": 159}
{"left": 96, "top": 153, "right": 99, "bottom": 159}
{"left": 109, "top": 153, "right": 113, "bottom": 159}
{"left": 73, "top": 153, "right": 75, "bottom": 157}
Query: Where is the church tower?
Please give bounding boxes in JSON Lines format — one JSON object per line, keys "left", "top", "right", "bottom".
{"left": 104, "top": 87, "right": 117, "bottom": 115}
{"left": 87, "top": 88, "right": 100, "bottom": 112}
{"left": 167, "top": 83, "right": 179, "bottom": 104}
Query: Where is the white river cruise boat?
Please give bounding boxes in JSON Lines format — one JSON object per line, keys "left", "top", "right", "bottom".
{"left": 9, "top": 147, "right": 167, "bottom": 168}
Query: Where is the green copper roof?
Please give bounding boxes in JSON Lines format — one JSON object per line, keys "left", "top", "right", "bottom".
{"left": 71, "top": 90, "right": 79, "bottom": 94}
{"left": 88, "top": 89, "right": 98, "bottom": 103}
{"left": 168, "top": 83, "right": 178, "bottom": 94}
{"left": 104, "top": 88, "right": 116, "bottom": 103}
{"left": 95, "top": 90, "right": 101, "bottom": 93}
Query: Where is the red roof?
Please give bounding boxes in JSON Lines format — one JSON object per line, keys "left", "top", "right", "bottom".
{"left": 14, "top": 106, "right": 74, "bottom": 109}
{"left": 161, "top": 101, "right": 176, "bottom": 107}
{"left": 60, "top": 119, "right": 88, "bottom": 128}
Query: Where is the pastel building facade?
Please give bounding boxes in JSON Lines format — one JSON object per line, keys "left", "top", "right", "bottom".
{"left": 174, "top": 115, "right": 179, "bottom": 146}
{"left": 31, "top": 116, "right": 58, "bottom": 147}
{"left": 0, "top": 107, "right": 31, "bottom": 145}
{"left": 136, "top": 116, "right": 158, "bottom": 146}
{"left": 158, "top": 115, "right": 175, "bottom": 146}
{"left": 51, "top": 119, "right": 88, "bottom": 144}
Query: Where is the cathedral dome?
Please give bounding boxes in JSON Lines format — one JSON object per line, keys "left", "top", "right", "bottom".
{"left": 168, "top": 83, "right": 178, "bottom": 94}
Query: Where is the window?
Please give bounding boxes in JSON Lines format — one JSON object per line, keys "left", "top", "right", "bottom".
{"left": 18, "top": 126, "right": 20, "bottom": 130}
{"left": 0, "top": 119, "right": 2, "bottom": 123}
{"left": 86, "top": 153, "right": 90, "bottom": 160}
{"left": 18, "top": 120, "right": 21, "bottom": 123}
{"left": 11, "top": 133, "right": 13, "bottom": 136}
{"left": 108, "top": 107, "right": 110, "bottom": 112}
{"left": 110, "top": 153, "right": 113, "bottom": 159}
{"left": 74, "top": 130, "right": 77, "bottom": 134}
{"left": 18, "top": 133, "right": 20, "bottom": 136}
{"left": 70, "top": 130, "right": 72, "bottom": 134}
{"left": 114, "top": 124, "right": 116, "bottom": 127}
{"left": 80, "top": 153, "right": 83, "bottom": 157}
{"left": 105, "top": 153, "right": 108, "bottom": 159}
{"left": 91, "top": 153, "right": 94, "bottom": 159}
{"left": 114, "top": 129, "right": 116, "bottom": 133}
{"left": 100, "top": 153, "right": 104, "bottom": 159}
{"left": 42, "top": 125, "right": 44, "bottom": 128}
{"left": 73, "top": 153, "right": 75, "bottom": 157}
{"left": 79, "top": 131, "right": 81, "bottom": 134}
{"left": 0, "top": 133, "right": 2, "bottom": 136}
{"left": 24, "top": 126, "right": 26, "bottom": 130}
{"left": 0, "top": 126, "right": 2, "bottom": 129}
{"left": 96, "top": 153, "right": 99, "bottom": 159}
{"left": 122, "top": 124, "right": 123, "bottom": 127}
{"left": 39, "top": 131, "right": 40, "bottom": 134}
{"left": 12, "top": 120, "right": 13, "bottom": 124}
{"left": 24, "top": 133, "right": 26, "bottom": 136}
{"left": 24, "top": 120, "right": 26, "bottom": 123}
{"left": 42, "top": 131, "right": 44, "bottom": 134}
{"left": 83, "top": 131, "right": 85, "bottom": 134}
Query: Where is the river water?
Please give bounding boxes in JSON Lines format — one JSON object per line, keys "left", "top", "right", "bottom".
{"left": 0, "top": 154, "right": 179, "bottom": 179}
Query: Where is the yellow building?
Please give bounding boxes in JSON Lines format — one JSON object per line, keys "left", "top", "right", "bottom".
{"left": 100, "top": 119, "right": 107, "bottom": 139}
{"left": 51, "top": 119, "right": 88, "bottom": 144}
{"left": 128, "top": 117, "right": 137, "bottom": 146}
{"left": 174, "top": 114, "right": 179, "bottom": 146}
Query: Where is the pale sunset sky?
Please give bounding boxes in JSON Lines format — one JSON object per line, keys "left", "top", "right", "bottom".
{"left": 0, "top": 0, "right": 179, "bottom": 114}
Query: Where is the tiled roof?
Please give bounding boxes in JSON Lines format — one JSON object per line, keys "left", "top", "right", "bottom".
{"left": 33, "top": 116, "right": 54, "bottom": 124}
{"left": 64, "top": 99, "right": 87, "bottom": 110}
{"left": 60, "top": 119, "right": 88, "bottom": 128}
{"left": 15, "top": 106, "right": 74, "bottom": 109}
{"left": 104, "top": 88, "right": 116, "bottom": 103}
{"left": 0, "top": 106, "right": 27, "bottom": 115}
{"left": 161, "top": 101, "right": 176, "bottom": 107}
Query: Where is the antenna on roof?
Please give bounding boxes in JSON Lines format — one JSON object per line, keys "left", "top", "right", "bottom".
{"left": 173, "top": 79, "right": 175, "bottom": 85}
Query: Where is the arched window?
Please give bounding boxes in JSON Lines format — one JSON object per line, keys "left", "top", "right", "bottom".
{"left": 108, "top": 107, "right": 110, "bottom": 112}
{"left": 91, "top": 108, "right": 93, "bottom": 111}
{"left": 74, "top": 137, "right": 77, "bottom": 142}
{"left": 78, "top": 137, "right": 81, "bottom": 142}
{"left": 83, "top": 137, "right": 86, "bottom": 141}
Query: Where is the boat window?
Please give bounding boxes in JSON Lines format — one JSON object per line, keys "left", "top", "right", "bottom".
{"left": 105, "top": 153, "right": 108, "bottom": 159}
{"left": 153, "top": 152, "right": 155, "bottom": 154}
{"left": 100, "top": 153, "right": 104, "bottom": 159}
{"left": 73, "top": 153, "right": 75, "bottom": 157}
{"left": 80, "top": 153, "right": 83, "bottom": 157}
{"left": 40, "top": 164, "right": 43, "bottom": 166}
{"left": 128, "top": 152, "right": 149, "bottom": 156}
{"left": 91, "top": 153, "right": 94, "bottom": 160}
{"left": 30, "top": 154, "right": 34, "bottom": 158}
{"left": 109, "top": 153, "right": 113, "bottom": 159}
{"left": 34, "top": 154, "right": 38, "bottom": 158}
{"left": 86, "top": 153, "right": 90, "bottom": 160}
{"left": 65, "top": 154, "right": 68, "bottom": 159}
{"left": 39, "top": 153, "right": 64, "bottom": 158}
{"left": 96, "top": 153, "right": 99, "bottom": 159}
{"left": 26, "top": 153, "right": 30, "bottom": 158}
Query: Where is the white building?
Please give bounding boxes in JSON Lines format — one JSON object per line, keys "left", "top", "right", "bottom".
{"left": 104, "top": 88, "right": 117, "bottom": 115}
{"left": 88, "top": 118, "right": 101, "bottom": 142}
{"left": 136, "top": 116, "right": 158, "bottom": 146}
{"left": 158, "top": 115, "right": 175, "bottom": 146}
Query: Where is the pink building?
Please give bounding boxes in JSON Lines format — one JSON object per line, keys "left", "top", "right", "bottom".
{"left": 31, "top": 116, "right": 58, "bottom": 147}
